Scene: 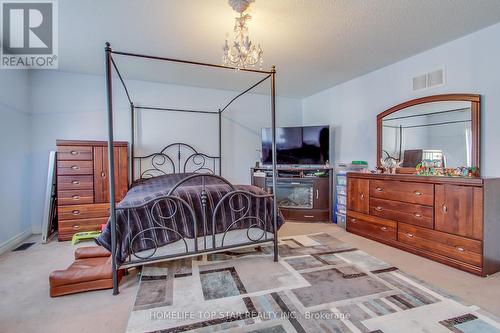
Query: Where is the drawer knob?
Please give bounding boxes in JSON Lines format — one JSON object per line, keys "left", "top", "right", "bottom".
{"left": 414, "top": 213, "right": 422, "bottom": 218}
{"left": 350, "top": 218, "right": 357, "bottom": 223}
{"left": 72, "top": 210, "right": 80, "bottom": 215}
{"left": 406, "top": 233, "right": 414, "bottom": 238}
{"left": 71, "top": 180, "right": 80, "bottom": 185}
{"left": 70, "top": 150, "right": 79, "bottom": 156}
{"left": 414, "top": 191, "right": 423, "bottom": 196}
{"left": 360, "top": 193, "right": 365, "bottom": 200}
{"left": 304, "top": 215, "right": 315, "bottom": 218}
{"left": 375, "top": 187, "right": 383, "bottom": 192}
{"left": 72, "top": 195, "right": 80, "bottom": 200}
{"left": 71, "top": 165, "right": 80, "bottom": 170}
{"left": 380, "top": 226, "right": 388, "bottom": 231}
{"left": 73, "top": 225, "right": 80, "bottom": 230}
{"left": 101, "top": 172, "right": 106, "bottom": 178}
{"left": 442, "top": 204, "right": 448, "bottom": 213}
{"left": 375, "top": 206, "right": 383, "bottom": 211}
{"left": 456, "top": 247, "right": 465, "bottom": 252}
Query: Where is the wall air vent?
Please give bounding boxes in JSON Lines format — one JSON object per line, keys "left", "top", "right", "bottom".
{"left": 412, "top": 74, "right": 427, "bottom": 91}
{"left": 412, "top": 68, "right": 444, "bottom": 91}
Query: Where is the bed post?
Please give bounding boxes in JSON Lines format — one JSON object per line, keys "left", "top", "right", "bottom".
{"left": 105, "top": 42, "right": 120, "bottom": 295}
{"left": 130, "top": 102, "right": 135, "bottom": 184}
{"left": 271, "top": 65, "right": 279, "bottom": 262}
{"left": 218, "top": 109, "right": 222, "bottom": 176}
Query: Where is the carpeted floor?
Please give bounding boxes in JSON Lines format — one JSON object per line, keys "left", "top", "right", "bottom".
{"left": 126, "top": 233, "right": 500, "bottom": 333}
{"left": 1, "top": 223, "right": 500, "bottom": 333}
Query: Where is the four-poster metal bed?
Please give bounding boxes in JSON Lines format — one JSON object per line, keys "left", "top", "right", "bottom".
{"left": 103, "top": 42, "right": 279, "bottom": 295}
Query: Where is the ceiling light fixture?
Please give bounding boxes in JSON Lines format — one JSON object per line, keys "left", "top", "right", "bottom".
{"left": 222, "top": 0, "right": 263, "bottom": 69}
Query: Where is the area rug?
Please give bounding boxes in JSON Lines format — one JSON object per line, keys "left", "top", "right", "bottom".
{"left": 126, "top": 233, "right": 500, "bottom": 333}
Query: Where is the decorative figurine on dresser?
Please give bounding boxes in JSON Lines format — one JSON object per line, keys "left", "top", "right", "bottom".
{"left": 56, "top": 140, "right": 128, "bottom": 241}
{"left": 347, "top": 94, "right": 500, "bottom": 276}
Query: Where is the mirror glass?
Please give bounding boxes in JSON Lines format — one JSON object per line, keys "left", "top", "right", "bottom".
{"left": 381, "top": 101, "right": 472, "bottom": 168}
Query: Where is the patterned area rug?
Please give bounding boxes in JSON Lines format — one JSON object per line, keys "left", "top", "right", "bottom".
{"left": 126, "top": 233, "right": 500, "bottom": 333}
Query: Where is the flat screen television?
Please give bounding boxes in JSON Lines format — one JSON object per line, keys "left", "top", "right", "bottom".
{"left": 261, "top": 125, "right": 329, "bottom": 165}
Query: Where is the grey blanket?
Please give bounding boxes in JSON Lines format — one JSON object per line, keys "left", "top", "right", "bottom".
{"left": 96, "top": 173, "right": 283, "bottom": 265}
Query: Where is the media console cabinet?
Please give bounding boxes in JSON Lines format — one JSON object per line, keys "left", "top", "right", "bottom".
{"left": 251, "top": 167, "right": 333, "bottom": 223}
{"left": 346, "top": 172, "right": 500, "bottom": 276}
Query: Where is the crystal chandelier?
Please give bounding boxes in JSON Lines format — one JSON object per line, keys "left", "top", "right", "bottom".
{"left": 222, "top": 0, "right": 263, "bottom": 69}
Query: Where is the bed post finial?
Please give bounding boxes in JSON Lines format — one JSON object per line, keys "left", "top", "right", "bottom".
{"left": 271, "top": 65, "right": 276, "bottom": 73}
{"left": 105, "top": 42, "right": 111, "bottom": 50}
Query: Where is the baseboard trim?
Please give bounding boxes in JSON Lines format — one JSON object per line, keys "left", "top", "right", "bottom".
{"left": 0, "top": 230, "right": 33, "bottom": 256}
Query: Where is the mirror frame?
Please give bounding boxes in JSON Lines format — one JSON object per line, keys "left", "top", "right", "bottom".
{"left": 377, "top": 93, "right": 481, "bottom": 175}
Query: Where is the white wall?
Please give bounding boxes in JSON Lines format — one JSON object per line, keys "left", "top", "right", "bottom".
{"left": 0, "top": 70, "right": 32, "bottom": 249}
{"left": 302, "top": 22, "right": 500, "bottom": 177}
{"left": 29, "top": 71, "right": 302, "bottom": 232}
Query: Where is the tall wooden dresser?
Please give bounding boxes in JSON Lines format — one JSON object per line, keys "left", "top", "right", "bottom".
{"left": 346, "top": 173, "right": 500, "bottom": 276}
{"left": 56, "top": 140, "right": 128, "bottom": 241}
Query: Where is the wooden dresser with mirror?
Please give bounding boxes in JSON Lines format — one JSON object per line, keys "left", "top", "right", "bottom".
{"left": 346, "top": 94, "right": 500, "bottom": 276}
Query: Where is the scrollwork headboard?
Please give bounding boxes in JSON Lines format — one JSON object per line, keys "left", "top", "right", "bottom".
{"left": 133, "top": 143, "right": 220, "bottom": 180}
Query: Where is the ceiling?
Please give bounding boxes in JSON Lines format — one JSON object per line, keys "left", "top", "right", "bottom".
{"left": 57, "top": 0, "right": 500, "bottom": 98}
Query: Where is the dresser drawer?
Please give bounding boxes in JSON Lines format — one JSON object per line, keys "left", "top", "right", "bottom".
{"left": 58, "top": 203, "right": 110, "bottom": 220}
{"left": 370, "top": 180, "right": 433, "bottom": 206}
{"left": 57, "top": 175, "right": 93, "bottom": 191}
{"left": 370, "top": 197, "right": 433, "bottom": 229}
{"left": 58, "top": 217, "right": 108, "bottom": 241}
{"left": 57, "top": 145, "right": 93, "bottom": 160}
{"left": 57, "top": 160, "right": 93, "bottom": 175}
{"left": 57, "top": 190, "right": 94, "bottom": 205}
{"left": 281, "top": 209, "right": 330, "bottom": 222}
{"left": 346, "top": 213, "right": 397, "bottom": 242}
{"left": 398, "top": 223, "right": 482, "bottom": 267}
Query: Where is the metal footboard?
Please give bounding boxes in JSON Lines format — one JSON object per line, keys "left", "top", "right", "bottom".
{"left": 114, "top": 174, "right": 279, "bottom": 269}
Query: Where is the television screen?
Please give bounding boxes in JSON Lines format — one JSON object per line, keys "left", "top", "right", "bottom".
{"left": 261, "top": 125, "right": 329, "bottom": 165}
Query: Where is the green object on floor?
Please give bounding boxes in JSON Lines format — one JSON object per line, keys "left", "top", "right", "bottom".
{"left": 71, "top": 231, "right": 101, "bottom": 245}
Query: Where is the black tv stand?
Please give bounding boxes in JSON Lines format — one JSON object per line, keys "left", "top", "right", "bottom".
{"left": 251, "top": 166, "right": 333, "bottom": 223}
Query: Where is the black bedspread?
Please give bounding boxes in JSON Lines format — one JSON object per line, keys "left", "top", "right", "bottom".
{"left": 96, "top": 173, "right": 283, "bottom": 265}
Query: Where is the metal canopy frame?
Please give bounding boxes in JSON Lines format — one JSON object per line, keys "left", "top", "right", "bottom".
{"left": 104, "top": 42, "right": 278, "bottom": 295}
